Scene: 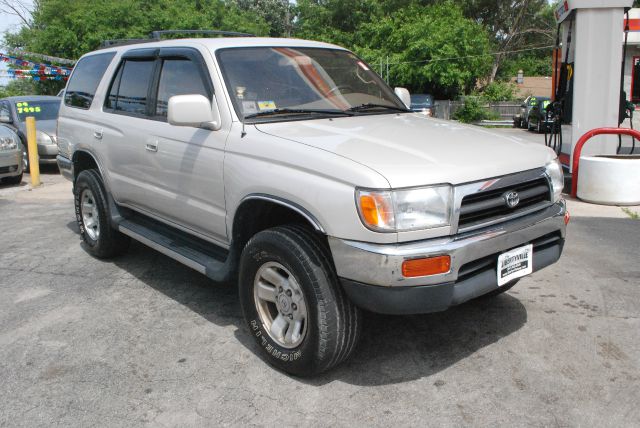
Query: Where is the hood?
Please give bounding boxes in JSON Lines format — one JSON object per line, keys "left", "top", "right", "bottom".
{"left": 255, "top": 114, "right": 556, "bottom": 188}
{"left": 18, "top": 119, "right": 57, "bottom": 136}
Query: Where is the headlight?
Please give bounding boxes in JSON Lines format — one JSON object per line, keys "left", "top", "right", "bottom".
{"left": 545, "top": 158, "right": 564, "bottom": 202}
{"left": 356, "top": 185, "right": 452, "bottom": 232}
{"left": 36, "top": 130, "right": 53, "bottom": 145}
{"left": 0, "top": 136, "right": 18, "bottom": 151}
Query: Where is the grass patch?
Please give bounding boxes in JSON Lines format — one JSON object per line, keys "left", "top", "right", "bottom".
{"left": 621, "top": 207, "right": 639, "bottom": 219}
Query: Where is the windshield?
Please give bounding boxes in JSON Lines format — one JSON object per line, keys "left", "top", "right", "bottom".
{"left": 216, "top": 47, "right": 406, "bottom": 121}
{"left": 15, "top": 100, "right": 60, "bottom": 122}
{"left": 410, "top": 95, "right": 433, "bottom": 108}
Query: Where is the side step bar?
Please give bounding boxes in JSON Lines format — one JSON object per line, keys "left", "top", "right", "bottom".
{"left": 117, "top": 217, "right": 236, "bottom": 282}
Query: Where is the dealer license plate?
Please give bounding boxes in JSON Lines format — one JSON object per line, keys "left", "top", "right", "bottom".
{"left": 497, "top": 244, "right": 533, "bottom": 286}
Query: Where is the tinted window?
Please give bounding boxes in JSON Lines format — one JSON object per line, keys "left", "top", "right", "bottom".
{"left": 64, "top": 52, "right": 115, "bottom": 109}
{"left": 15, "top": 100, "right": 60, "bottom": 122}
{"left": 156, "top": 59, "right": 209, "bottom": 117}
{"left": 0, "top": 101, "right": 10, "bottom": 120}
{"left": 106, "top": 60, "right": 154, "bottom": 115}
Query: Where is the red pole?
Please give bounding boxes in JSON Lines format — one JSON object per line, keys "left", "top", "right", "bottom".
{"left": 571, "top": 127, "right": 640, "bottom": 198}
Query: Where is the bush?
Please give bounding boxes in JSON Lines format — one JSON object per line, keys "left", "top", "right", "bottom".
{"left": 479, "top": 81, "right": 518, "bottom": 103}
{"left": 453, "top": 97, "right": 498, "bottom": 123}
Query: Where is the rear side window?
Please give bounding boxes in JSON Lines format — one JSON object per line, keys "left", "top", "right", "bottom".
{"left": 155, "top": 59, "right": 209, "bottom": 117}
{"left": 106, "top": 59, "right": 155, "bottom": 115}
{"left": 64, "top": 52, "right": 115, "bottom": 109}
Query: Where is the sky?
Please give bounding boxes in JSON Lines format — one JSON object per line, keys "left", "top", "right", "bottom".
{"left": 1, "top": 0, "right": 34, "bottom": 85}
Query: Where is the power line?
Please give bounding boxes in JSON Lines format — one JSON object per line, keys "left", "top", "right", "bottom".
{"left": 384, "top": 44, "right": 555, "bottom": 66}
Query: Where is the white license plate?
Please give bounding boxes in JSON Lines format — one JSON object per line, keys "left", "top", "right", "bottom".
{"left": 497, "top": 244, "right": 533, "bottom": 286}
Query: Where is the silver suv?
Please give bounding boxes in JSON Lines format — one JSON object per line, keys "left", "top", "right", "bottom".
{"left": 57, "top": 34, "right": 567, "bottom": 376}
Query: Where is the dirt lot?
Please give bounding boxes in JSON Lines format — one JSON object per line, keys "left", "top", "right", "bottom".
{"left": 1, "top": 150, "right": 639, "bottom": 427}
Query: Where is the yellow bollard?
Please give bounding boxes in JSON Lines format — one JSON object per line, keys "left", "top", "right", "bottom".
{"left": 25, "top": 116, "right": 40, "bottom": 187}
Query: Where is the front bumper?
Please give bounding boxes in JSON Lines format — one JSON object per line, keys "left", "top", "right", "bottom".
{"left": 37, "top": 143, "right": 58, "bottom": 164}
{"left": 329, "top": 201, "right": 567, "bottom": 314}
{"left": 0, "top": 150, "right": 23, "bottom": 179}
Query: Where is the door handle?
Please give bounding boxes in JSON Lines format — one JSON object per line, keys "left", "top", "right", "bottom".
{"left": 93, "top": 130, "right": 103, "bottom": 140}
{"left": 145, "top": 142, "right": 158, "bottom": 152}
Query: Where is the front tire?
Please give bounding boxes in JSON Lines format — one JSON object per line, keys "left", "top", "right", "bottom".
{"left": 74, "top": 169, "right": 130, "bottom": 258}
{"left": 239, "top": 225, "right": 361, "bottom": 376}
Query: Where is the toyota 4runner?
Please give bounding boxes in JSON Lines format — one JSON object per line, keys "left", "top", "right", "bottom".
{"left": 57, "top": 34, "right": 568, "bottom": 376}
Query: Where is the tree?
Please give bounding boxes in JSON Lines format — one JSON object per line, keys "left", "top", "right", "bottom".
{"left": 296, "top": 1, "right": 493, "bottom": 97}
{"left": 0, "top": 0, "right": 36, "bottom": 29}
{"left": 233, "top": 0, "right": 294, "bottom": 37}
{"left": 4, "top": 0, "right": 271, "bottom": 59}
{"left": 457, "top": 0, "right": 556, "bottom": 82}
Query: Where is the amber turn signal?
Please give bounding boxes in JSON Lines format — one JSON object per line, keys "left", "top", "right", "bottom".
{"left": 401, "top": 255, "right": 451, "bottom": 278}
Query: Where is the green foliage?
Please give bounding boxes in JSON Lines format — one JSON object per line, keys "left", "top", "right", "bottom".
{"left": 297, "top": 1, "right": 493, "bottom": 98}
{"left": 0, "top": 79, "right": 37, "bottom": 98}
{"left": 453, "top": 97, "right": 497, "bottom": 123}
{"left": 2, "top": 0, "right": 557, "bottom": 97}
{"left": 478, "top": 81, "right": 517, "bottom": 103}
{"left": 5, "top": 0, "right": 271, "bottom": 59}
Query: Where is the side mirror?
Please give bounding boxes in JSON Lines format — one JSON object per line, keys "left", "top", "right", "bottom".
{"left": 168, "top": 94, "right": 221, "bottom": 130}
{"left": 394, "top": 87, "right": 411, "bottom": 109}
{"left": 0, "top": 114, "right": 11, "bottom": 124}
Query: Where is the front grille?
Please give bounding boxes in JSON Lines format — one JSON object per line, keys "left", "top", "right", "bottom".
{"left": 458, "top": 177, "right": 551, "bottom": 230}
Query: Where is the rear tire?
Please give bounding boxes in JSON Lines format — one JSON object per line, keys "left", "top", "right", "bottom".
{"left": 239, "top": 225, "right": 361, "bottom": 376}
{"left": 3, "top": 172, "right": 22, "bottom": 185}
{"left": 74, "top": 169, "right": 130, "bottom": 258}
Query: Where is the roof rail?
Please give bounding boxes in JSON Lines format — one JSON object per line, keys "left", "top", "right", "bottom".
{"left": 150, "top": 30, "right": 255, "bottom": 39}
{"left": 99, "top": 30, "right": 255, "bottom": 49}
{"left": 100, "top": 38, "right": 154, "bottom": 49}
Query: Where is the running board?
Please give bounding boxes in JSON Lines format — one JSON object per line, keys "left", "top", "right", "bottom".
{"left": 117, "top": 217, "right": 235, "bottom": 282}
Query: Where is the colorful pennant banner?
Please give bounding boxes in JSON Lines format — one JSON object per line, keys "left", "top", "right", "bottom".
{"left": 0, "top": 52, "right": 74, "bottom": 81}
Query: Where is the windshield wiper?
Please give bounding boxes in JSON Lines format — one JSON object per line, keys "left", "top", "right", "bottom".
{"left": 244, "top": 108, "right": 354, "bottom": 119}
{"left": 346, "top": 103, "right": 410, "bottom": 113}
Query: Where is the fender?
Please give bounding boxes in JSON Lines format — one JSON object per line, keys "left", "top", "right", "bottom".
{"left": 239, "top": 194, "right": 326, "bottom": 234}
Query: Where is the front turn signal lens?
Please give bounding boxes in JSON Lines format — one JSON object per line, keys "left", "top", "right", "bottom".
{"left": 402, "top": 255, "right": 451, "bottom": 278}
{"left": 357, "top": 190, "right": 395, "bottom": 231}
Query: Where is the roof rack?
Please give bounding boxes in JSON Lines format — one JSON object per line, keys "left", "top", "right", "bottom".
{"left": 150, "top": 30, "right": 255, "bottom": 39}
{"left": 100, "top": 30, "right": 255, "bottom": 49}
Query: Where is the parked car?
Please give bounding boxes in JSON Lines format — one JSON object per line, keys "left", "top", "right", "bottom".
{"left": 0, "top": 125, "right": 24, "bottom": 184}
{"left": 57, "top": 36, "right": 567, "bottom": 376}
{"left": 410, "top": 94, "right": 434, "bottom": 116}
{"left": 513, "top": 96, "right": 547, "bottom": 129}
{"left": 0, "top": 95, "right": 61, "bottom": 170}
{"left": 527, "top": 98, "right": 553, "bottom": 133}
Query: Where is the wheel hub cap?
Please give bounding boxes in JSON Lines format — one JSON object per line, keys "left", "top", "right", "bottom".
{"left": 80, "top": 189, "right": 100, "bottom": 241}
{"left": 253, "top": 261, "right": 308, "bottom": 349}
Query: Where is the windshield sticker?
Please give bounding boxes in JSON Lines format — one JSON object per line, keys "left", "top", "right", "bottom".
{"left": 258, "top": 101, "right": 277, "bottom": 111}
{"left": 242, "top": 101, "right": 258, "bottom": 114}
{"left": 16, "top": 101, "right": 41, "bottom": 114}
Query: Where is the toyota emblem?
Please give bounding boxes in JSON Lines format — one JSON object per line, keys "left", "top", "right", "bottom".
{"left": 504, "top": 191, "right": 520, "bottom": 208}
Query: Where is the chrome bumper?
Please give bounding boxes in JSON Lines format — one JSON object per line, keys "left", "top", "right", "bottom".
{"left": 37, "top": 144, "right": 58, "bottom": 164}
{"left": 329, "top": 201, "right": 566, "bottom": 288}
{"left": 0, "top": 150, "right": 23, "bottom": 178}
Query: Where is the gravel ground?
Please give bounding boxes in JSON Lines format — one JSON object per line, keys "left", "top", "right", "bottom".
{"left": 0, "top": 159, "right": 638, "bottom": 427}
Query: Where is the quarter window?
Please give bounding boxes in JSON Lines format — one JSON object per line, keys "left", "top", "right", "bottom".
{"left": 106, "top": 59, "right": 155, "bottom": 115}
{"left": 155, "top": 59, "right": 209, "bottom": 117}
{"left": 64, "top": 52, "right": 115, "bottom": 109}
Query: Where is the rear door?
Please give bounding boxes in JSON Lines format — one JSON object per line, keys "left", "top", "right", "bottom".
{"left": 100, "top": 49, "right": 157, "bottom": 206}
